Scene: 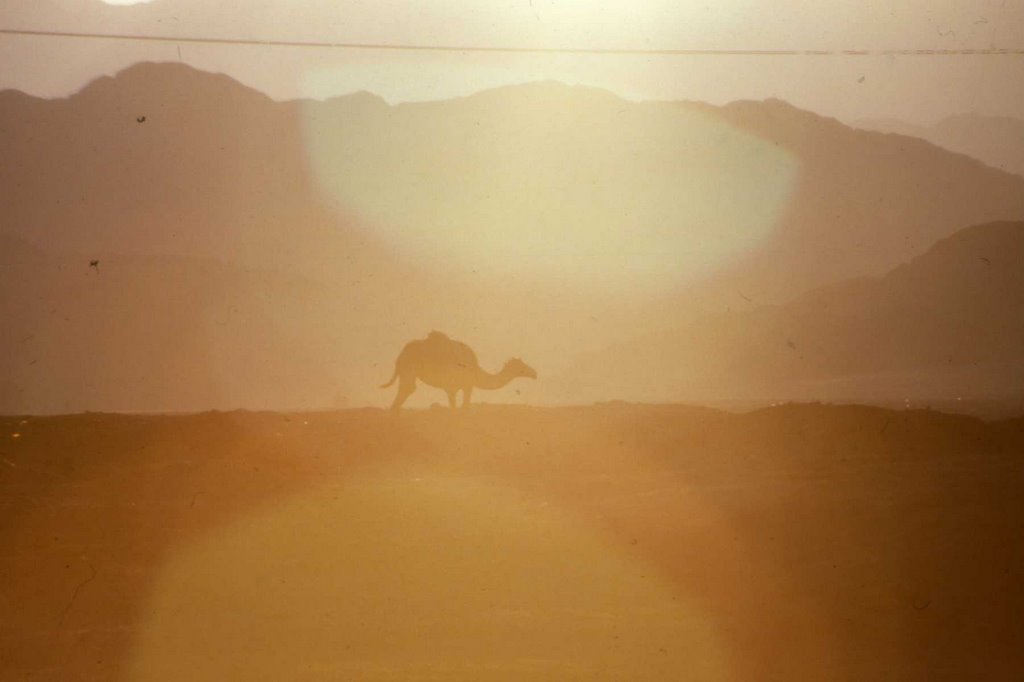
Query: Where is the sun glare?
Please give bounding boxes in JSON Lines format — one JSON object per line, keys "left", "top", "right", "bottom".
{"left": 302, "top": 79, "right": 797, "bottom": 293}
{"left": 127, "top": 473, "right": 731, "bottom": 680}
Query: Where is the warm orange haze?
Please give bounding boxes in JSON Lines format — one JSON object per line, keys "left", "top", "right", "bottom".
{"left": 4, "top": 62, "right": 1024, "bottom": 414}
{"left": 2, "top": 1, "right": 1024, "bottom": 680}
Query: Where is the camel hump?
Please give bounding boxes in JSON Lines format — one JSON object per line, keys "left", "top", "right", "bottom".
{"left": 427, "top": 330, "right": 451, "bottom": 342}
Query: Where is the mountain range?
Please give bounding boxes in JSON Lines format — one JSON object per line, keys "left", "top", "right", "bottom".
{"left": 2, "top": 62, "right": 1023, "bottom": 412}
{"left": 855, "top": 113, "right": 1024, "bottom": 179}
{"left": 541, "top": 221, "right": 1024, "bottom": 406}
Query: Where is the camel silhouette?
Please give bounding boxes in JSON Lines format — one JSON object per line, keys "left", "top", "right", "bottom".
{"left": 380, "top": 331, "right": 537, "bottom": 411}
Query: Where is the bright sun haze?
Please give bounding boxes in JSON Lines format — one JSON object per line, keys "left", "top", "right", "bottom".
{"left": 302, "top": 83, "right": 798, "bottom": 292}
{"left": 1, "top": 2, "right": 1023, "bottom": 681}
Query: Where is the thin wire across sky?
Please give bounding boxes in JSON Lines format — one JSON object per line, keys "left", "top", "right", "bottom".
{"left": 2, "top": 27, "right": 1022, "bottom": 55}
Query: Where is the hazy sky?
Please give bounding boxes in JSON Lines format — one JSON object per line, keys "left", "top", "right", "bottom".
{"left": 1, "top": 0, "right": 1023, "bottom": 122}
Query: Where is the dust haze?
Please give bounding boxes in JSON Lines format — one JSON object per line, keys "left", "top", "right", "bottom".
{"left": 2, "top": 12, "right": 1024, "bottom": 681}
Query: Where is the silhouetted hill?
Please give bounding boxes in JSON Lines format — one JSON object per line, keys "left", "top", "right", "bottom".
{"left": 0, "top": 62, "right": 384, "bottom": 278}
{"left": 0, "top": 238, "right": 636, "bottom": 413}
{"left": 546, "top": 221, "right": 1024, "bottom": 405}
{"left": 0, "top": 244, "right": 374, "bottom": 413}
{"left": 4, "top": 63, "right": 1024, "bottom": 412}
{"left": 856, "top": 113, "right": 1024, "bottom": 178}
{"left": 685, "top": 99, "right": 1024, "bottom": 307}
{"left": 4, "top": 62, "right": 1023, "bottom": 296}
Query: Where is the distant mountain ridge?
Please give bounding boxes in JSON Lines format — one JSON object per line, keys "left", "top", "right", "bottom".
{"left": 542, "top": 221, "right": 1024, "bottom": 405}
{"left": 3, "top": 63, "right": 1023, "bottom": 295}
{"left": 4, "top": 221, "right": 1021, "bottom": 413}
{"left": 3, "top": 63, "right": 1024, "bottom": 412}
{"left": 855, "top": 113, "right": 1024, "bottom": 178}
{"left": 0, "top": 240, "right": 355, "bottom": 413}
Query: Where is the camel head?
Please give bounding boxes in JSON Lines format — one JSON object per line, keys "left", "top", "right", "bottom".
{"left": 504, "top": 357, "right": 538, "bottom": 380}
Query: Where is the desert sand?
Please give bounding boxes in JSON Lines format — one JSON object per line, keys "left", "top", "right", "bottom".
{"left": 1, "top": 404, "right": 1021, "bottom": 680}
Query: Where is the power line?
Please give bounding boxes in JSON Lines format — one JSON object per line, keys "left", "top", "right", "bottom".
{"left": 2, "top": 27, "right": 1022, "bottom": 56}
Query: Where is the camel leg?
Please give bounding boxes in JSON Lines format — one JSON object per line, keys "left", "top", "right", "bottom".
{"left": 446, "top": 389, "right": 457, "bottom": 409}
{"left": 462, "top": 385, "right": 474, "bottom": 409}
{"left": 390, "top": 377, "right": 416, "bottom": 412}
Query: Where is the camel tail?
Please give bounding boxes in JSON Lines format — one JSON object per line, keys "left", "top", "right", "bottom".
{"left": 379, "top": 365, "right": 399, "bottom": 389}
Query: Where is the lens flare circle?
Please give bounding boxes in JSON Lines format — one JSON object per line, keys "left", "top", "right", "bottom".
{"left": 301, "top": 80, "right": 797, "bottom": 292}
{"left": 128, "top": 473, "right": 732, "bottom": 680}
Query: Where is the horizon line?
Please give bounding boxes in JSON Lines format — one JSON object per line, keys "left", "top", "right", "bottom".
{"left": 3, "top": 28, "right": 1023, "bottom": 57}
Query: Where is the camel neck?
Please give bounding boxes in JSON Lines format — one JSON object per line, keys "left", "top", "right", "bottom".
{"left": 476, "top": 367, "right": 514, "bottom": 390}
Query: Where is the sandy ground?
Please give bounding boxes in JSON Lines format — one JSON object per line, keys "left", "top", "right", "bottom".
{"left": 1, "top": 404, "right": 1022, "bottom": 681}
